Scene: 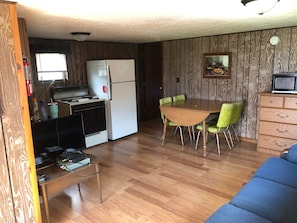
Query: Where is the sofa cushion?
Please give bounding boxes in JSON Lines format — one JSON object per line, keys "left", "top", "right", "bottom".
{"left": 281, "top": 151, "right": 288, "bottom": 160}
{"left": 230, "top": 177, "right": 297, "bottom": 223}
{"left": 253, "top": 157, "right": 297, "bottom": 188}
{"left": 287, "top": 144, "right": 297, "bottom": 164}
{"left": 204, "top": 204, "right": 273, "bottom": 223}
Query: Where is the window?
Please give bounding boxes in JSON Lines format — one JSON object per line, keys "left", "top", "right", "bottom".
{"left": 35, "top": 53, "right": 68, "bottom": 81}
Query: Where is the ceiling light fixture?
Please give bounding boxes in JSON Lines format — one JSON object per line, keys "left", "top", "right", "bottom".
{"left": 241, "top": 0, "right": 280, "bottom": 15}
{"left": 70, "top": 32, "right": 91, "bottom": 41}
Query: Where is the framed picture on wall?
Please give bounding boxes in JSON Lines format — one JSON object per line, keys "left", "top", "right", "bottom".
{"left": 203, "top": 52, "right": 231, "bottom": 78}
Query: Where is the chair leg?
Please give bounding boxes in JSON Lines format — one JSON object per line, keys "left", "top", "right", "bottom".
{"left": 178, "top": 126, "right": 184, "bottom": 146}
{"left": 195, "top": 130, "right": 201, "bottom": 150}
{"left": 215, "top": 133, "right": 221, "bottom": 155}
{"left": 173, "top": 126, "right": 178, "bottom": 135}
{"left": 231, "top": 125, "right": 240, "bottom": 143}
{"left": 192, "top": 126, "right": 195, "bottom": 140}
{"left": 187, "top": 126, "right": 193, "bottom": 141}
{"left": 223, "top": 131, "right": 232, "bottom": 150}
{"left": 227, "top": 128, "right": 234, "bottom": 148}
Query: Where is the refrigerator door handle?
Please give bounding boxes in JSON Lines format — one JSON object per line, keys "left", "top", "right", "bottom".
{"left": 107, "top": 66, "right": 112, "bottom": 100}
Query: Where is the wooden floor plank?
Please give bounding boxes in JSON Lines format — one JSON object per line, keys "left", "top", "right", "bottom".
{"left": 41, "top": 118, "right": 272, "bottom": 222}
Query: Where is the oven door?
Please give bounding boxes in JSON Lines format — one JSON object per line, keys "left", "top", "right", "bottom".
{"left": 71, "top": 101, "right": 106, "bottom": 135}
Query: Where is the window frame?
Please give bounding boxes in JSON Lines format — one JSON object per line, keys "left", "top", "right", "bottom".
{"left": 35, "top": 52, "right": 69, "bottom": 82}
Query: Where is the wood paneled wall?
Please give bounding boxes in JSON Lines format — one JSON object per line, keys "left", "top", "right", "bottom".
{"left": 29, "top": 26, "right": 297, "bottom": 140}
{"left": 162, "top": 27, "right": 297, "bottom": 139}
{"left": 0, "top": 3, "right": 38, "bottom": 222}
{"left": 28, "top": 38, "right": 138, "bottom": 108}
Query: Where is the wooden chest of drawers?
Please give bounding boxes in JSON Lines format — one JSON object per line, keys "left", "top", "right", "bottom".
{"left": 258, "top": 93, "right": 297, "bottom": 155}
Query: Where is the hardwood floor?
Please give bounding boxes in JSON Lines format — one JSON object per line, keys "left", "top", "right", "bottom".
{"left": 41, "top": 119, "right": 272, "bottom": 223}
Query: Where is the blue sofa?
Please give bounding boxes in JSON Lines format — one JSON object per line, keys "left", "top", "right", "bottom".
{"left": 205, "top": 145, "right": 297, "bottom": 223}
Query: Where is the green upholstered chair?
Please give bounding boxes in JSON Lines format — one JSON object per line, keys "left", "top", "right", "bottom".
{"left": 159, "top": 97, "right": 185, "bottom": 145}
{"left": 208, "top": 103, "right": 235, "bottom": 155}
{"left": 159, "top": 96, "right": 172, "bottom": 122}
{"left": 172, "top": 94, "right": 195, "bottom": 141}
{"left": 195, "top": 103, "right": 234, "bottom": 155}
{"left": 194, "top": 118, "right": 217, "bottom": 150}
{"left": 172, "top": 94, "right": 186, "bottom": 102}
{"left": 230, "top": 100, "right": 243, "bottom": 143}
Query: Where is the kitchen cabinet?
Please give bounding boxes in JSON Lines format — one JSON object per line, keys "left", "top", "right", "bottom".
{"left": 0, "top": 2, "right": 40, "bottom": 222}
{"left": 257, "top": 92, "right": 297, "bottom": 155}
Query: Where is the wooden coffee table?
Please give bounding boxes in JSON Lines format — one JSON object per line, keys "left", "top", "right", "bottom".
{"left": 37, "top": 154, "right": 102, "bottom": 223}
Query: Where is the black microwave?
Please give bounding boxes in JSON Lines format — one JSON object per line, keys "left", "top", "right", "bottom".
{"left": 272, "top": 73, "right": 297, "bottom": 94}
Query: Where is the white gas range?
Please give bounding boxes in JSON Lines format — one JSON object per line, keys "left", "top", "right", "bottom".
{"left": 52, "top": 86, "right": 108, "bottom": 148}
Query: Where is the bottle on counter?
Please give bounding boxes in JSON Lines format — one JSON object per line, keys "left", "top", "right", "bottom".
{"left": 48, "top": 98, "right": 58, "bottom": 119}
{"left": 39, "top": 100, "right": 48, "bottom": 121}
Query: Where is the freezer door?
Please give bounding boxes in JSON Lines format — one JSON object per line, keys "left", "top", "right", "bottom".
{"left": 107, "top": 59, "right": 135, "bottom": 83}
{"left": 86, "top": 61, "right": 110, "bottom": 100}
{"left": 106, "top": 81, "right": 138, "bottom": 140}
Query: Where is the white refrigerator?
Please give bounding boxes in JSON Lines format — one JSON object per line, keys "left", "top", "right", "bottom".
{"left": 86, "top": 59, "right": 138, "bottom": 140}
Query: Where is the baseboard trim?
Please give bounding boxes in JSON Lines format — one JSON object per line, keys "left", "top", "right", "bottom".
{"left": 239, "top": 137, "right": 257, "bottom": 144}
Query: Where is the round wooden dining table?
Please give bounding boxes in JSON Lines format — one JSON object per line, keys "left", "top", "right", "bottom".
{"left": 160, "top": 99, "right": 224, "bottom": 157}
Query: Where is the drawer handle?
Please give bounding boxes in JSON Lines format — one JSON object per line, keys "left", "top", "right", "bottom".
{"left": 276, "top": 128, "right": 288, "bottom": 133}
{"left": 275, "top": 142, "right": 288, "bottom": 148}
{"left": 277, "top": 113, "right": 289, "bottom": 118}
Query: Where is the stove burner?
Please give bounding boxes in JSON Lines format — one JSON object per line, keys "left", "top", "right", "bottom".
{"left": 61, "top": 99, "right": 73, "bottom": 102}
{"left": 61, "top": 96, "right": 95, "bottom": 102}
{"left": 57, "top": 96, "right": 102, "bottom": 105}
{"left": 77, "top": 98, "right": 91, "bottom": 102}
{"left": 82, "top": 96, "right": 92, "bottom": 99}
